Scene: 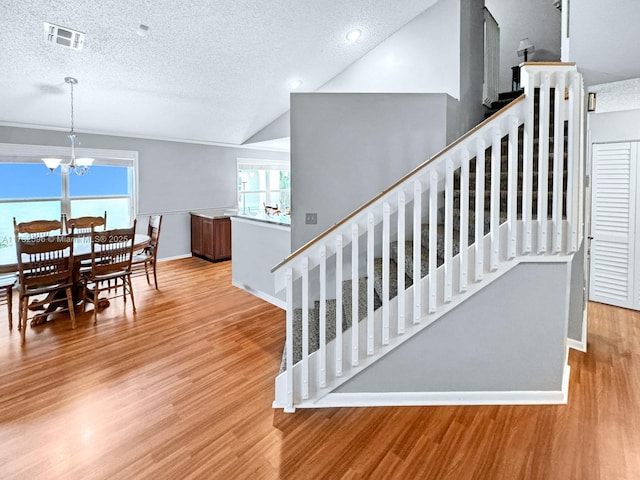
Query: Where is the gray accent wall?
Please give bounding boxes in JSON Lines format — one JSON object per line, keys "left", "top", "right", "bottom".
{"left": 337, "top": 262, "right": 570, "bottom": 393}
{"left": 290, "top": 92, "right": 456, "bottom": 250}
{"left": 0, "top": 126, "right": 288, "bottom": 260}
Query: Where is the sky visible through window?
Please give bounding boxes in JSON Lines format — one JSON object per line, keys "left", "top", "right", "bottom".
{"left": 0, "top": 164, "right": 61, "bottom": 199}
{"left": 0, "top": 163, "right": 132, "bottom": 250}
{"left": 0, "top": 164, "right": 128, "bottom": 199}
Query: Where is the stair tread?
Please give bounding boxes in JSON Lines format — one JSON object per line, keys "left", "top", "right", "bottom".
{"left": 373, "top": 257, "right": 409, "bottom": 302}
{"left": 342, "top": 277, "right": 381, "bottom": 326}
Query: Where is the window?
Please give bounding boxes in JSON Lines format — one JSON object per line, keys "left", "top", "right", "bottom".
{"left": 0, "top": 143, "right": 137, "bottom": 252}
{"left": 237, "top": 158, "right": 290, "bottom": 215}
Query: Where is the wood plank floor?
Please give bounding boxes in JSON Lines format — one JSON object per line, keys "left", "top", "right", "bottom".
{"left": 1, "top": 257, "right": 639, "bottom": 479}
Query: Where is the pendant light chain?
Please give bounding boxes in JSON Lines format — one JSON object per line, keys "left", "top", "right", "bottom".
{"left": 42, "top": 76, "right": 93, "bottom": 175}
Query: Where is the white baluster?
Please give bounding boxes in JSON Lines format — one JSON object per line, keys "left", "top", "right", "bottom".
{"left": 301, "top": 257, "right": 309, "bottom": 400}
{"left": 367, "top": 212, "right": 375, "bottom": 355}
{"left": 382, "top": 202, "right": 390, "bottom": 345}
{"left": 429, "top": 170, "right": 438, "bottom": 313}
{"left": 522, "top": 71, "right": 536, "bottom": 254}
{"left": 459, "top": 148, "right": 469, "bottom": 292}
{"left": 552, "top": 73, "right": 566, "bottom": 253}
{"left": 351, "top": 223, "right": 359, "bottom": 366}
{"left": 537, "top": 72, "right": 551, "bottom": 253}
{"left": 444, "top": 160, "right": 453, "bottom": 303}
{"left": 576, "top": 74, "right": 585, "bottom": 249}
{"left": 285, "top": 268, "right": 294, "bottom": 412}
{"left": 475, "top": 139, "right": 486, "bottom": 281}
{"left": 335, "top": 235, "right": 343, "bottom": 377}
{"left": 507, "top": 117, "right": 518, "bottom": 259}
{"left": 319, "top": 245, "right": 327, "bottom": 388}
{"left": 567, "top": 71, "right": 581, "bottom": 253}
{"left": 490, "top": 128, "right": 501, "bottom": 270}
{"left": 413, "top": 180, "right": 422, "bottom": 323}
{"left": 397, "top": 191, "right": 406, "bottom": 334}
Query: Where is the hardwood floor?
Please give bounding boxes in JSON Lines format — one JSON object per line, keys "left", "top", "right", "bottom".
{"left": 1, "top": 257, "right": 639, "bottom": 479}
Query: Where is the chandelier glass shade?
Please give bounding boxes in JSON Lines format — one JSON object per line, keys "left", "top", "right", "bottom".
{"left": 42, "top": 77, "right": 94, "bottom": 175}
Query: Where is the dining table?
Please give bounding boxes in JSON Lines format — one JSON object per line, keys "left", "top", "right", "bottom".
{"left": 0, "top": 233, "right": 150, "bottom": 323}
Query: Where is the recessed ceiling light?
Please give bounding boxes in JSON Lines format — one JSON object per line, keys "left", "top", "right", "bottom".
{"left": 288, "top": 79, "right": 302, "bottom": 90}
{"left": 346, "top": 29, "right": 362, "bottom": 42}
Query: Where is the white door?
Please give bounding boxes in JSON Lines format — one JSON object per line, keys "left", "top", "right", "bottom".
{"left": 589, "top": 142, "right": 639, "bottom": 310}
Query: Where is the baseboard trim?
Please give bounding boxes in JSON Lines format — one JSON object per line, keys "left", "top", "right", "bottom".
{"left": 232, "top": 280, "right": 285, "bottom": 309}
{"left": 567, "top": 338, "right": 586, "bottom": 352}
{"left": 567, "top": 307, "right": 588, "bottom": 352}
{"left": 306, "top": 365, "right": 571, "bottom": 409}
{"left": 158, "top": 253, "right": 192, "bottom": 262}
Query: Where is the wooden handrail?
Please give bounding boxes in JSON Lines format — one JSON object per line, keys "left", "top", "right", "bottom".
{"left": 272, "top": 94, "right": 526, "bottom": 272}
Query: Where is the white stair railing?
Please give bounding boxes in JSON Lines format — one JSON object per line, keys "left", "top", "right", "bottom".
{"left": 273, "top": 63, "right": 584, "bottom": 412}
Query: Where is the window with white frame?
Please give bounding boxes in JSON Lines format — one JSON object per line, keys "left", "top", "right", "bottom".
{"left": 0, "top": 145, "right": 137, "bottom": 251}
{"left": 237, "top": 158, "right": 290, "bottom": 215}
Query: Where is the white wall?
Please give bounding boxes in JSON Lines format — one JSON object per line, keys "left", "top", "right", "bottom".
{"left": 290, "top": 92, "right": 455, "bottom": 250}
{"left": 0, "top": 126, "right": 289, "bottom": 260}
{"left": 318, "top": 0, "right": 460, "bottom": 98}
{"left": 589, "top": 109, "right": 640, "bottom": 144}
{"left": 485, "top": 0, "right": 561, "bottom": 93}
{"left": 569, "top": 0, "right": 640, "bottom": 86}
{"left": 231, "top": 217, "right": 290, "bottom": 307}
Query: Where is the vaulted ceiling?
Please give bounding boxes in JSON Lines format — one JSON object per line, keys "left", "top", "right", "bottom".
{"left": 0, "top": 0, "right": 439, "bottom": 146}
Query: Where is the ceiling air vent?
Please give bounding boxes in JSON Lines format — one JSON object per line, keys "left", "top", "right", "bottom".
{"left": 43, "top": 22, "right": 86, "bottom": 50}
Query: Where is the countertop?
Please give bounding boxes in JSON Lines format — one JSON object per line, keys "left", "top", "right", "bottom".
{"left": 232, "top": 212, "right": 291, "bottom": 226}
{"left": 190, "top": 208, "right": 237, "bottom": 219}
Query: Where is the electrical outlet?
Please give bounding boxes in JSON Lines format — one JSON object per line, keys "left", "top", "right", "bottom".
{"left": 305, "top": 213, "right": 317, "bottom": 224}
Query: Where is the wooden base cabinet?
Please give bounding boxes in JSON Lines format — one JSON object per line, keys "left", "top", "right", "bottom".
{"left": 191, "top": 214, "right": 232, "bottom": 262}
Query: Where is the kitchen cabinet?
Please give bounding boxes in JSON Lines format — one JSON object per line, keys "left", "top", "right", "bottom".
{"left": 190, "top": 213, "right": 232, "bottom": 262}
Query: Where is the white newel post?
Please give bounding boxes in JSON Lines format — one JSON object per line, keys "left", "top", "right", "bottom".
{"left": 521, "top": 63, "right": 582, "bottom": 256}
{"left": 285, "top": 268, "right": 294, "bottom": 412}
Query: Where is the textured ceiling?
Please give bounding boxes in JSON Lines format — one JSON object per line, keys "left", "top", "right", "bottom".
{"left": 0, "top": 0, "right": 438, "bottom": 146}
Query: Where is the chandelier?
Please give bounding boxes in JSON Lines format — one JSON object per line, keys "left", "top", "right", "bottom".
{"left": 42, "top": 76, "right": 94, "bottom": 176}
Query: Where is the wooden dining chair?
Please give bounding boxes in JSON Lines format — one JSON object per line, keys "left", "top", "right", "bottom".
{"left": 0, "top": 274, "right": 16, "bottom": 330}
{"left": 82, "top": 221, "right": 137, "bottom": 325}
{"left": 13, "top": 217, "right": 67, "bottom": 330}
{"left": 13, "top": 217, "right": 63, "bottom": 239}
{"left": 131, "top": 215, "right": 163, "bottom": 289}
{"left": 14, "top": 234, "right": 76, "bottom": 344}
{"left": 64, "top": 212, "right": 107, "bottom": 236}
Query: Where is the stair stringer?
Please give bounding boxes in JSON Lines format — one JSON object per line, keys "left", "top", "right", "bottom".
{"left": 273, "top": 221, "right": 575, "bottom": 409}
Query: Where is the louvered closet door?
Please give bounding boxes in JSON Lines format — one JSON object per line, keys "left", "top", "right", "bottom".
{"left": 589, "top": 142, "right": 639, "bottom": 310}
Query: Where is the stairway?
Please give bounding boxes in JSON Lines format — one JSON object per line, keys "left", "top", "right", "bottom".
{"left": 279, "top": 110, "right": 568, "bottom": 373}
{"left": 273, "top": 63, "right": 584, "bottom": 411}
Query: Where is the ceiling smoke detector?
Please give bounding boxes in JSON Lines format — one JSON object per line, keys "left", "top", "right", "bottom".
{"left": 43, "top": 22, "right": 86, "bottom": 50}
